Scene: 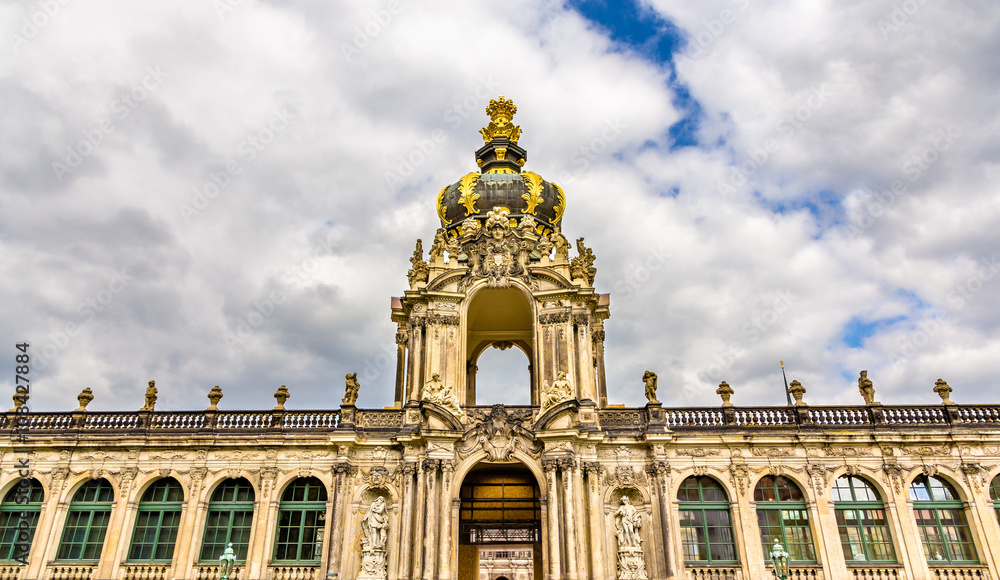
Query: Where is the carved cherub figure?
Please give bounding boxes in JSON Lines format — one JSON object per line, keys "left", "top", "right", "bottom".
{"left": 428, "top": 228, "right": 447, "bottom": 261}
{"left": 141, "top": 380, "right": 157, "bottom": 411}
{"left": 551, "top": 227, "right": 570, "bottom": 260}
{"left": 642, "top": 370, "right": 659, "bottom": 404}
{"left": 343, "top": 372, "right": 360, "bottom": 406}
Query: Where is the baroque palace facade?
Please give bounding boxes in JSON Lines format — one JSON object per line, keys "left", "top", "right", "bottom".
{"left": 4, "top": 98, "right": 1000, "bottom": 580}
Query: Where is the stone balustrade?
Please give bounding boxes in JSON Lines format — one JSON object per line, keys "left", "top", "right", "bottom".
{"left": 686, "top": 565, "right": 743, "bottom": 580}
{"left": 267, "top": 565, "right": 320, "bottom": 580}
{"left": 121, "top": 564, "right": 169, "bottom": 580}
{"left": 848, "top": 565, "right": 905, "bottom": 579}
{"left": 930, "top": 566, "right": 992, "bottom": 579}
{"left": 46, "top": 564, "right": 96, "bottom": 580}
{"left": 5, "top": 403, "right": 1000, "bottom": 438}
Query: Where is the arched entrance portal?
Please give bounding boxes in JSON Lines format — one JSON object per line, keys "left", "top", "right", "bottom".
{"left": 458, "top": 464, "right": 543, "bottom": 580}
{"left": 465, "top": 287, "right": 534, "bottom": 405}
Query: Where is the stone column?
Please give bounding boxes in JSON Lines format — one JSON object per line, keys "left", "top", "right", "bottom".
{"left": 584, "top": 463, "right": 605, "bottom": 579}
{"left": 592, "top": 330, "right": 607, "bottom": 407}
{"left": 438, "top": 461, "right": 456, "bottom": 579}
{"left": 422, "top": 459, "right": 440, "bottom": 580}
{"left": 409, "top": 319, "right": 425, "bottom": 401}
{"left": 27, "top": 467, "right": 68, "bottom": 580}
{"left": 396, "top": 462, "right": 417, "bottom": 580}
{"left": 544, "top": 460, "right": 562, "bottom": 580}
{"left": 967, "top": 469, "right": 1000, "bottom": 576}
{"left": 646, "top": 461, "right": 672, "bottom": 578}
{"left": 327, "top": 463, "right": 351, "bottom": 578}
{"left": 394, "top": 332, "right": 407, "bottom": 408}
{"left": 411, "top": 461, "right": 427, "bottom": 577}
{"left": 97, "top": 466, "right": 138, "bottom": 580}
{"left": 170, "top": 468, "right": 207, "bottom": 579}
{"left": 560, "top": 459, "right": 580, "bottom": 580}
{"left": 812, "top": 482, "right": 848, "bottom": 580}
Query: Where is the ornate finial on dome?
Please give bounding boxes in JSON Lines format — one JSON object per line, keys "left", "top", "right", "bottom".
{"left": 480, "top": 95, "right": 522, "bottom": 144}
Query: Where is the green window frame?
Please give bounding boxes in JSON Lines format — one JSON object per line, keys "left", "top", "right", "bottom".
{"left": 832, "top": 475, "right": 896, "bottom": 564}
{"left": 56, "top": 479, "right": 114, "bottom": 562}
{"left": 273, "top": 477, "right": 327, "bottom": 563}
{"left": 677, "top": 476, "right": 737, "bottom": 564}
{"left": 128, "top": 478, "right": 184, "bottom": 562}
{"left": 909, "top": 475, "right": 978, "bottom": 563}
{"left": 0, "top": 479, "right": 44, "bottom": 562}
{"left": 754, "top": 475, "right": 816, "bottom": 563}
{"left": 200, "top": 478, "right": 255, "bottom": 562}
{"left": 990, "top": 474, "right": 1000, "bottom": 525}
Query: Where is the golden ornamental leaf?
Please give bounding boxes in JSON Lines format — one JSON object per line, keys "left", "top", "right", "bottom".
{"left": 457, "top": 172, "right": 481, "bottom": 216}
{"left": 436, "top": 185, "right": 452, "bottom": 225}
{"left": 521, "top": 171, "right": 544, "bottom": 215}
{"left": 552, "top": 182, "right": 566, "bottom": 224}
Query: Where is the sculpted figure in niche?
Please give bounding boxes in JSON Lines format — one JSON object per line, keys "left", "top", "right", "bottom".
{"left": 858, "top": 370, "right": 877, "bottom": 405}
{"left": 551, "top": 227, "right": 570, "bottom": 260}
{"left": 539, "top": 372, "right": 573, "bottom": 415}
{"left": 362, "top": 496, "right": 389, "bottom": 550}
{"left": 642, "top": 371, "right": 659, "bottom": 404}
{"left": 615, "top": 495, "right": 642, "bottom": 548}
{"left": 422, "top": 373, "right": 463, "bottom": 417}
{"left": 343, "top": 373, "right": 360, "bottom": 406}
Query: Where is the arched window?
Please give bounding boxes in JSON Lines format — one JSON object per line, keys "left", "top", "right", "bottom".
{"left": 754, "top": 475, "right": 816, "bottom": 563}
{"left": 57, "top": 480, "right": 114, "bottom": 561}
{"left": 0, "top": 479, "right": 43, "bottom": 562}
{"left": 128, "top": 479, "right": 184, "bottom": 562}
{"left": 910, "top": 475, "right": 977, "bottom": 563}
{"left": 200, "top": 478, "right": 255, "bottom": 562}
{"left": 677, "top": 476, "right": 737, "bottom": 563}
{"left": 990, "top": 474, "right": 1000, "bottom": 524}
{"left": 274, "top": 477, "right": 327, "bottom": 562}
{"left": 831, "top": 475, "right": 896, "bottom": 563}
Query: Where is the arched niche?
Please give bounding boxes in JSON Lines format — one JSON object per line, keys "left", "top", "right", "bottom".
{"left": 465, "top": 286, "right": 535, "bottom": 404}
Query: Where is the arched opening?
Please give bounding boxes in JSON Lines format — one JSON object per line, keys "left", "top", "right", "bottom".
{"left": 473, "top": 344, "right": 532, "bottom": 405}
{"left": 466, "top": 287, "right": 534, "bottom": 405}
{"left": 458, "top": 464, "right": 542, "bottom": 580}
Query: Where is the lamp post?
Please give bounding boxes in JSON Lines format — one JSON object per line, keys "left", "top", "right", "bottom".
{"left": 218, "top": 542, "right": 236, "bottom": 580}
{"left": 769, "top": 538, "right": 790, "bottom": 580}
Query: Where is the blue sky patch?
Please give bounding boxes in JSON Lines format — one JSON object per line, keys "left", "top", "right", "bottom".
{"left": 840, "top": 315, "right": 907, "bottom": 348}
{"left": 569, "top": 0, "right": 702, "bottom": 149}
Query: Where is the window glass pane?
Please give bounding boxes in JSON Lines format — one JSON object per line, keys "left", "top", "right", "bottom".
{"left": 910, "top": 476, "right": 932, "bottom": 501}
{"left": 0, "top": 480, "right": 43, "bottom": 562}
{"left": 128, "top": 479, "right": 183, "bottom": 562}
{"left": 990, "top": 475, "right": 1000, "bottom": 501}
{"left": 832, "top": 477, "right": 853, "bottom": 502}
{"left": 929, "top": 476, "right": 957, "bottom": 501}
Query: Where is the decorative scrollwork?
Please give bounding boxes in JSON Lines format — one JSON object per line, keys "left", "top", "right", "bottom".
{"left": 457, "top": 173, "right": 481, "bottom": 216}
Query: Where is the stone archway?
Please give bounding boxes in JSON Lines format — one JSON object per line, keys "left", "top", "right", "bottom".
{"left": 457, "top": 463, "right": 543, "bottom": 580}
{"left": 465, "top": 286, "right": 535, "bottom": 405}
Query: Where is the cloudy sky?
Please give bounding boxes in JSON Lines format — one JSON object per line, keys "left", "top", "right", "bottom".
{"left": 3, "top": 0, "right": 999, "bottom": 413}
